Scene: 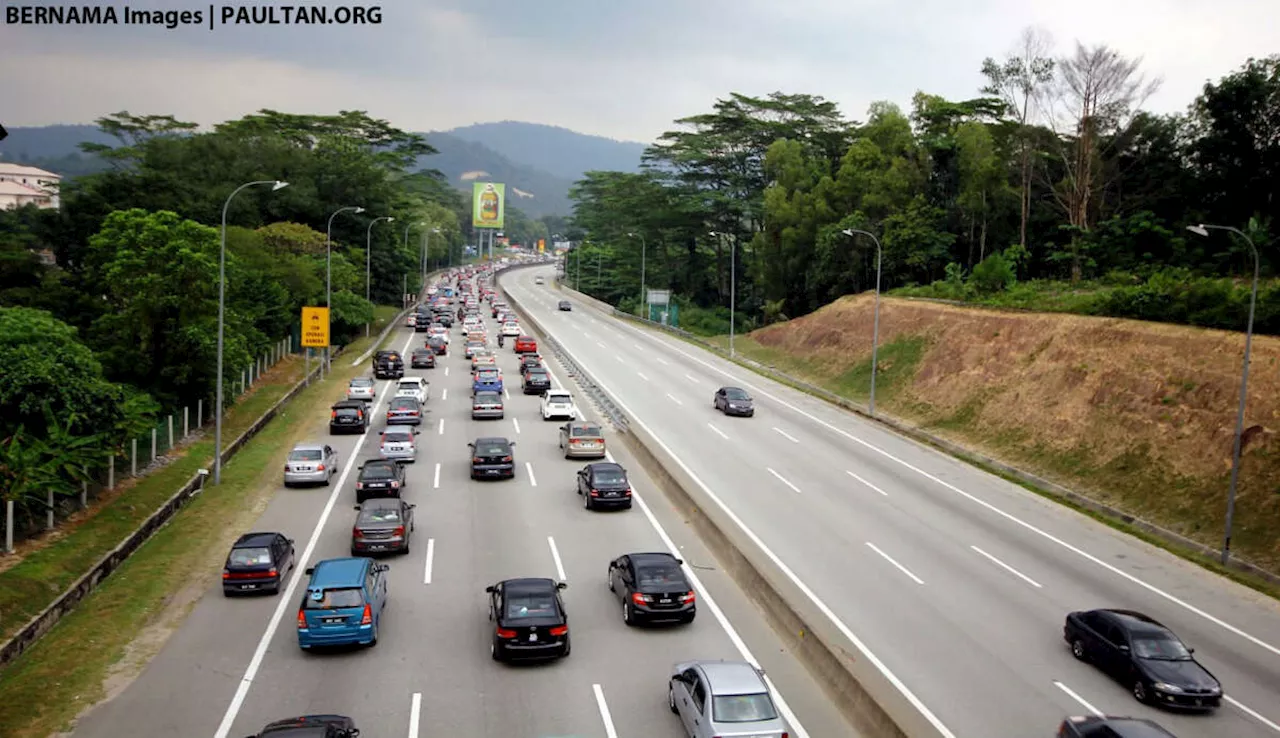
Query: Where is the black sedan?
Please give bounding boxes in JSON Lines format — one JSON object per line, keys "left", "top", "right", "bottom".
{"left": 410, "top": 348, "right": 436, "bottom": 368}
{"left": 351, "top": 498, "right": 415, "bottom": 556}
{"left": 246, "top": 714, "right": 360, "bottom": 738}
{"left": 329, "top": 400, "right": 369, "bottom": 434}
{"left": 1064, "top": 608, "right": 1222, "bottom": 709}
{"left": 427, "top": 335, "right": 448, "bottom": 356}
{"left": 713, "top": 386, "right": 754, "bottom": 417}
{"left": 558, "top": 300, "right": 571, "bottom": 311}
{"left": 1056, "top": 716, "right": 1177, "bottom": 737}
{"left": 486, "top": 577, "right": 570, "bottom": 662}
{"left": 355, "top": 459, "right": 405, "bottom": 503}
{"left": 576, "top": 462, "right": 632, "bottom": 510}
{"left": 522, "top": 368, "right": 551, "bottom": 395}
{"left": 607, "top": 552, "right": 696, "bottom": 625}
{"left": 222, "top": 531, "right": 294, "bottom": 596}
{"left": 469, "top": 437, "right": 516, "bottom": 479}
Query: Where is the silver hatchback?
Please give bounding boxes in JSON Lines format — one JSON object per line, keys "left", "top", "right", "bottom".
{"left": 283, "top": 443, "right": 339, "bottom": 487}
{"left": 347, "top": 376, "right": 376, "bottom": 402}
{"left": 668, "top": 660, "right": 790, "bottom": 738}
{"left": 379, "top": 429, "right": 420, "bottom": 462}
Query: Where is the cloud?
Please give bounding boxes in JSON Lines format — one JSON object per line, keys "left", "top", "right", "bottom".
{"left": 1, "top": 0, "right": 1275, "bottom": 143}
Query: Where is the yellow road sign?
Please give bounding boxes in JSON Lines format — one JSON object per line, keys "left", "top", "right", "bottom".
{"left": 301, "top": 307, "right": 330, "bottom": 348}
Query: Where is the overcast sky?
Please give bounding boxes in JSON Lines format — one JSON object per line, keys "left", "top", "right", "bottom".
{"left": 2, "top": 0, "right": 1276, "bottom": 143}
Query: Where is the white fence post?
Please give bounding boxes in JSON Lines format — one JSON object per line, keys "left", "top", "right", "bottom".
{"left": 183, "top": 406, "right": 189, "bottom": 438}
{"left": 131, "top": 438, "right": 138, "bottom": 476}
{"left": 151, "top": 427, "right": 157, "bottom": 463}
{"left": 167, "top": 415, "right": 174, "bottom": 450}
{"left": 197, "top": 399, "right": 203, "bottom": 428}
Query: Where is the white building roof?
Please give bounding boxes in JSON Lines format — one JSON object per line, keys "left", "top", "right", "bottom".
{"left": 0, "top": 162, "right": 62, "bottom": 180}
{"left": 0, "top": 180, "right": 51, "bottom": 197}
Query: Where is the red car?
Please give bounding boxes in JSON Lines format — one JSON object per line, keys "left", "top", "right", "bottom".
{"left": 514, "top": 336, "right": 537, "bottom": 354}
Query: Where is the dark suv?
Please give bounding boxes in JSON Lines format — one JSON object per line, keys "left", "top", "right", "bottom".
{"left": 468, "top": 437, "right": 516, "bottom": 479}
{"left": 246, "top": 715, "right": 360, "bottom": 738}
{"left": 329, "top": 400, "right": 369, "bottom": 434}
{"left": 374, "top": 350, "right": 404, "bottom": 379}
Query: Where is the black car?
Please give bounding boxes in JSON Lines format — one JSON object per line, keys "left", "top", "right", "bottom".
{"left": 576, "top": 462, "right": 632, "bottom": 510}
{"left": 486, "top": 577, "right": 570, "bottom": 662}
{"left": 244, "top": 714, "right": 360, "bottom": 738}
{"left": 386, "top": 396, "right": 423, "bottom": 426}
{"left": 223, "top": 531, "right": 295, "bottom": 596}
{"left": 607, "top": 552, "right": 696, "bottom": 625}
{"left": 519, "top": 354, "right": 543, "bottom": 373}
{"left": 1064, "top": 608, "right": 1222, "bottom": 709}
{"left": 434, "top": 312, "right": 453, "bottom": 327}
{"left": 414, "top": 312, "right": 431, "bottom": 332}
{"left": 469, "top": 437, "right": 516, "bottom": 479}
{"left": 351, "top": 498, "right": 415, "bottom": 556}
{"left": 427, "top": 335, "right": 448, "bottom": 356}
{"left": 355, "top": 459, "right": 406, "bottom": 503}
{"left": 522, "top": 368, "right": 551, "bottom": 395}
{"left": 558, "top": 300, "right": 572, "bottom": 311}
{"left": 374, "top": 350, "right": 404, "bottom": 379}
{"left": 713, "top": 386, "right": 754, "bottom": 417}
{"left": 410, "top": 348, "right": 436, "bottom": 368}
{"left": 329, "top": 400, "right": 369, "bottom": 434}
{"left": 1056, "top": 715, "right": 1178, "bottom": 738}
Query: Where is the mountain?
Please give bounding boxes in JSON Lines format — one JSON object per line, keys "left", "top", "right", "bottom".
{"left": 445, "top": 121, "right": 647, "bottom": 181}
{"left": 0, "top": 124, "right": 115, "bottom": 177}
{"left": 419, "top": 132, "right": 576, "bottom": 217}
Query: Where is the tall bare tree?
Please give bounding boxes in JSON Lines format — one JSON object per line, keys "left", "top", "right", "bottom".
{"left": 981, "top": 27, "right": 1056, "bottom": 251}
{"left": 1043, "top": 43, "right": 1161, "bottom": 280}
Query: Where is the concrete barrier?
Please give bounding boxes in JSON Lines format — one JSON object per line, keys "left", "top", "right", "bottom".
{"left": 498, "top": 265, "right": 943, "bottom": 738}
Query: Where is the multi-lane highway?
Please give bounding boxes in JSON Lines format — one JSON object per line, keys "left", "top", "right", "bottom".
{"left": 69, "top": 277, "right": 852, "bottom": 738}
{"left": 503, "top": 265, "right": 1280, "bottom": 738}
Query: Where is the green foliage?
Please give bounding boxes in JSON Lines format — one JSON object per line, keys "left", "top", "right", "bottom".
{"left": 329, "top": 290, "right": 376, "bottom": 341}
{"left": 969, "top": 251, "right": 1017, "bottom": 294}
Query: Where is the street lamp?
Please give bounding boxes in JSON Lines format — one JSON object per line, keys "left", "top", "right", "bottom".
{"left": 1187, "top": 223, "right": 1260, "bottom": 565}
{"left": 365, "top": 216, "right": 394, "bottom": 337}
{"left": 710, "top": 231, "right": 736, "bottom": 357}
{"left": 627, "top": 231, "right": 646, "bottom": 317}
{"left": 215, "top": 179, "right": 288, "bottom": 486}
{"left": 325, "top": 205, "right": 365, "bottom": 378}
{"left": 842, "top": 228, "right": 884, "bottom": 416}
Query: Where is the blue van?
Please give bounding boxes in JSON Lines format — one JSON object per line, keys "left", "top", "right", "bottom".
{"left": 296, "top": 557, "right": 388, "bottom": 649}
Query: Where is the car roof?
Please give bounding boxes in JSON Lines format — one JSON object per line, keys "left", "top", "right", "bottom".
{"left": 588, "top": 462, "right": 624, "bottom": 474}
{"left": 546, "top": 389, "right": 571, "bottom": 397}
{"left": 629, "top": 552, "right": 680, "bottom": 567}
{"left": 331, "top": 399, "right": 365, "bottom": 408}
{"left": 360, "top": 497, "right": 400, "bottom": 510}
{"left": 697, "top": 661, "right": 767, "bottom": 694}
{"left": 501, "top": 576, "right": 557, "bottom": 592}
{"left": 292, "top": 442, "right": 327, "bottom": 452}
{"left": 233, "top": 531, "right": 280, "bottom": 548}
{"left": 1101, "top": 609, "right": 1170, "bottom": 634}
{"left": 1065, "top": 716, "right": 1178, "bottom": 738}
{"left": 568, "top": 420, "right": 602, "bottom": 431}
{"left": 349, "top": 377, "right": 373, "bottom": 384}
{"left": 474, "top": 390, "right": 502, "bottom": 399}
{"left": 363, "top": 459, "right": 398, "bottom": 469}
{"left": 389, "top": 396, "right": 418, "bottom": 406}
{"left": 308, "top": 557, "right": 369, "bottom": 587}
{"left": 720, "top": 386, "right": 748, "bottom": 393}
{"left": 474, "top": 436, "right": 511, "bottom": 444}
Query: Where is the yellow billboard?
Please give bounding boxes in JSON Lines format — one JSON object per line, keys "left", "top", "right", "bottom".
{"left": 471, "top": 182, "right": 505, "bottom": 229}
{"left": 538, "top": 239, "right": 545, "bottom": 253}
{"left": 301, "top": 307, "right": 330, "bottom": 348}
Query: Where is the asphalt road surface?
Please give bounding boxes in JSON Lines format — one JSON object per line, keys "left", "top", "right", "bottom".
{"left": 69, "top": 291, "right": 852, "bottom": 738}
{"left": 504, "top": 265, "right": 1280, "bottom": 738}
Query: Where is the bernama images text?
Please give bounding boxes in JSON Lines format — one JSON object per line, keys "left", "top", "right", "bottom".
{"left": 5, "top": 5, "right": 384, "bottom": 28}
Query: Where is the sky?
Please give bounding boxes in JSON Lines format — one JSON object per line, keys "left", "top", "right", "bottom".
{"left": 1, "top": 0, "right": 1276, "bottom": 144}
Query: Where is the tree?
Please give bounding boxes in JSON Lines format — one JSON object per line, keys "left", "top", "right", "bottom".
{"left": 955, "top": 121, "right": 1010, "bottom": 263}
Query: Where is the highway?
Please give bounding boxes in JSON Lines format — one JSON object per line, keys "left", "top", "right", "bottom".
{"left": 501, "top": 264, "right": 1280, "bottom": 738}
{"left": 69, "top": 280, "right": 852, "bottom": 738}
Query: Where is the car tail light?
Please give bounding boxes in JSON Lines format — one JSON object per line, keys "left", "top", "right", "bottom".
{"left": 410, "top": 410, "right": 419, "bottom": 416}
{"left": 496, "top": 628, "right": 517, "bottom": 639}
{"left": 501, "top": 455, "right": 513, "bottom": 462}
{"left": 682, "top": 590, "right": 696, "bottom": 604}
{"left": 356, "top": 482, "right": 364, "bottom": 490}
{"left": 222, "top": 569, "right": 231, "bottom": 580}
{"left": 390, "top": 481, "right": 400, "bottom": 489}
{"left": 283, "top": 464, "right": 289, "bottom": 472}
{"left": 549, "top": 625, "right": 568, "bottom": 637}
{"left": 353, "top": 527, "right": 364, "bottom": 539}
{"left": 297, "top": 610, "right": 307, "bottom": 629}
{"left": 393, "top": 525, "right": 405, "bottom": 537}
{"left": 590, "top": 488, "right": 600, "bottom": 497}
{"left": 330, "top": 410, "right": 337, "bottom": 419}
{"left": 473, "top": 457, "right": 484, "bottom": 464}
{"left": 632, "top": 592, "right": 652, "bottom": 605}
{"left": 360, "top": 604, "right": 373, "bottom": 625}
{"left": 624, "top": 488, "right": 632, "bottom": 496}
{"left": 316, "top": 463, "right": 325, "bottom": 471}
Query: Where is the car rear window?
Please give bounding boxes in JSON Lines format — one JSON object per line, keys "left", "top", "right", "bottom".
{"left": 359, "top": 507, "right": 401, "bottom": 524}
{"left": 390, "top": 398, "right": 417, "bottom": 409}
{"left": 288, "top": 449, "right": 323, "bottom": 461}
{"left": 547, "top": 394, "right": 571, "bottom": 403}
{"left": 476, "top": 442, "right": 509, "bottom": 456}
{"left": 305, "top": 587, "right": 365, "bottom": 609}
{"left": 383, "top": 432, "right": 412, "bottom": 443}
{"left": 712, "top": 692, "right": 778, "bottom": 723}
{"left": 724, "top": 388, "right": 750, "bottom": 400}
{"left": 335, "top": 408, "right": 359, "bottom": 417}
{"left": 398, "top": 382, "right": 420, "bottom": 391}
{"left": 475, "top": 392, "right": 501, "bottom": 403}
{"left": 571, "top": 426, "right": 602, "bottom": 438}
{"left": 505, "top": 593, "right": 557, "bottom": 619}
{"left": 636, "top": 563, "right": 684, "bottom": 587}
{"left": 593, "top": 468, "right": 626, "bottom": 484}
{"left": 363, "top": 465, "right": 394, "bottom": 479}
{"left": 229, "top": 547, "right": 272, "bottom": 567}
{"left": 350, "top": 379, "right": 372, "bottom": 387}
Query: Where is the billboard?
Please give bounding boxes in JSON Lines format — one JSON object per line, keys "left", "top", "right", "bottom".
{"left": 538, "top": 239, "right": 545, "bottom": 253}
{"left": 471, "top": 182, "right": 505, "bottom": 229}
{"left": 300, "top": 307, "right": 330, "bottom": 347}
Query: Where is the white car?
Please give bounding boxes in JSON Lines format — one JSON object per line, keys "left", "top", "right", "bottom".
{"left": 541, "top": 390, "right": 578, "bottom": 421}
{"left": 395, "top": 377, "right": 429, "bottom": 404}
{"left": 535, "top": 276, "right": 545, "bottom": 284}
{"left": 379, "top": 428, "right": 419, "bottom": 462}
{"left": 405, "top": 313, "right": 417, "bottom": 328}
{"left": 347, "top": 377, "right": 376, "bottom": 401}
{"left": 501, "top": 322, "right": 521, "bottom": 337}
{"left": 428, "top": 325, "right": 450, "bottom": 344}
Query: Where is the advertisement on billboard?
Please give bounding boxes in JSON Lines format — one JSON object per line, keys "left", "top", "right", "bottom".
{"left": 471, "top": 182, "right": 505, "bottom": 229}
{"left": 538, "top": 239, "right": 545, "bottom": 253}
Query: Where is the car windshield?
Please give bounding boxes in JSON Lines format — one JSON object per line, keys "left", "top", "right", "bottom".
{"left": 636, "top": 563, "right": 684, "bottom": 587}
{"left": 593, "top": 468, "right": 627, "bottom": 484}
{"left": 304, "top": 587, "right": 365, "bottom": 609}
{"left": 724, "top": 388, "right": 750, "bottom": 400}
{"left": 383, "top": 432, "right": 412, "bottom": 443}
{"left": 363, "top": 465, "right": 394, "bottom": 479}
{"left": 359, "top": 506, "right": 401, "bottom": 524}
{"left": 712, "top": 692, "right": 778, "bottom": 723}
{"left": 475, "top": 392, "right": 501, "bottom": 403}
{"left": 1133, "top": 637, "right": 1193, "bottom": 660}
{"left": 228, "top": 547, "right": 272, "bottom": 567}
{"left": 476, "top": 442, "right": 509, "bottom": 456}
{"left": 571, "top": 426, "right": 602, "bottom": 438}
{"left": 504, "top": 593, "right": 557, "bottom": 619}
{"left": 288, "top": 449, "right": 323, "bottom": 461}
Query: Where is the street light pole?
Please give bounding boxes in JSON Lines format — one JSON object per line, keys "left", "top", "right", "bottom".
{"left": 325, "top": 205, "right": 365, "bottom": 379}
{"left": 628, "top": 232, "right": 646, "bottom": 317}
{"left": 842, "top": 228, "right": 884, "bottom": 416}
{"left": 1187, "top": 223, "right": 1260, "bottom": 565}
{"left": 215, "top": 179, "right": 288, "bottom": 486}
{"left": 365, "top": 216, "right": 394, "bottom": 337}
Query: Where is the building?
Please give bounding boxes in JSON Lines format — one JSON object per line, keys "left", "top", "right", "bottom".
{"left": 0, "top": 162, "right": 61, "bottom": 209}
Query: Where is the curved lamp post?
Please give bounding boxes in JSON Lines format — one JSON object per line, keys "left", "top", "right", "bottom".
{"left": 215, "top": 179, "right": 288, "bottom": 485}
{"left": 323, "top": 206, "right": 364, "bottom": 379}
{"left": 1187, "top": 223, "right": 1260, "bottom": 565}
{"left": 364, "top": 216, "right": 394, "bottom": 336}
{"left": 842, "top": 228, "right": 884, "bottom": 416}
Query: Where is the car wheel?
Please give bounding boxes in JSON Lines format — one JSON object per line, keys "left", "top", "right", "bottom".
{"left": 323, "top": 476, "right": 331, "bottom": 487}
{"left": 1070, "top": 638, "right": 1087, "bottom": 661}
{"left": 584, "top": 493, "right": 593, "bottom": 510}
{"left": 491, "top": 640, "right": 505, "bottom": 662}
{"left": 283, "top": 481, "right": 293, "bottom": 489}
{"left": 668, "top": 684, "right": 678, "bottom": 714}
{"left": 607, "top": 570, "right": 614, "bottom": 591}
{"left": 682, "top": 612, "right": 696, "bottom": 624}
{"left": 369, "top": 623, "right": 378, "bottom": 647}
{"left": 623, "top": 600, "right": 635, "bottom": 626}
{"left": 562, "top": 636, "right": 571, "bottom": 658}
{"left": 1133, "top": 679, "right": 1149, "bottom": 703}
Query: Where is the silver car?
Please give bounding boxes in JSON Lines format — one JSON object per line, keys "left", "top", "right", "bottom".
{"left": 379, "top": 428, "right": 420, "bottom": 462}
{"left": 347, "top": 376, "right": 376, "bottom": 402}
{"left": 472, "top": 390, "right": 504, "bottom": 419}
{"left": 283, "top": 442, "right": 339, "bottom": 487}
{"left": 668, "top": 660, "right": 790, "bottom": 738}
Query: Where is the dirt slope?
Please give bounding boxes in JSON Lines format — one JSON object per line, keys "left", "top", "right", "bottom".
{"left": 748, "top": 295, "right": 1280, "bottom": 571}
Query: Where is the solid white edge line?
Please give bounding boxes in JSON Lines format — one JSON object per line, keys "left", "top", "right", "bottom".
{"left": 212, "top": 335, "right": 408, "bottom": 738}
{"left": 592, "top": 683, "right": 619, "bottom": 738}
{"left": 665, "top": 392, "right": 683, "bottom": 406}
{"left": 846, "top": 470, "right": 888, "bottom": 496}
{"left": 1052, "top": 680, "right": 1104, "bottom": 717}
{"left": 526, "top": 461, "right": 537, "bottom": 487}
{"left": 707, "top": 422, "right": 729, "bottom": 440}
{"left": 408, "top": 691, "right": 422, "bottom": 738}
{"left": 612, "top": 309, "right": 1280, "bottom": 661}
{"left": 423, "top": 539, "right": 435, "bottom": 585}
{"left": 773, "top": 426, "right": 800, "bottom": 443}
{"left": 971, "top": 545, "right": 1043, "bottom": 589}
{"left": 513, "top": 417, "right": 522, "bottom": 434}
{"left": 438, "top": 417, "right": 445, "bottom": 435}
{"left": 866, "top": 542, "right": 925, "bottom": 585}
{"left": 637, "top": 371, "right": 650, "bottom": 381}
{"left": 766, "top": 467, "right": 802, "bottom": 494}
{"left": 547, "top": 535, "right": 567, "bottom": 581}
{"left": 1227, "top": 696, "right": 1280, "bottom": 733}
